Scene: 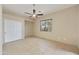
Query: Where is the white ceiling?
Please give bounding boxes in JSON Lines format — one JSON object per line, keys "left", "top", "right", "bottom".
{"left": 3, "top": 4, "right": 76, "bottom": 17}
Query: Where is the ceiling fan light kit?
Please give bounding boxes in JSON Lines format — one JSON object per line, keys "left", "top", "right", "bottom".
{"left": 24, "top": 4, "right": 43, "bottom": 19}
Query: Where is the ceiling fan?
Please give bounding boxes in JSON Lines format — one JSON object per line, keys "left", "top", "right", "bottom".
{"left": 24, "top": 4, "right": 44, "bottom": 18}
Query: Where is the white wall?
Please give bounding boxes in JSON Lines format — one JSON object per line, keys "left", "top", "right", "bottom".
{"left": 0, "top": 5, "right": 2, "bottom": 54}
{"left": 34, "top": 5, "right": 79, "bottom": 47}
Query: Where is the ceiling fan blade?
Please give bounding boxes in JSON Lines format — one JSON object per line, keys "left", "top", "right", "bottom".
{"left": 37, "top": 14, "right": 43, "bottom": 16}
{"left": 24, "top": 12, "right": 32, "bottom": 15}
{"left": 33, "top": 9, "right": 36, "bottom": 14}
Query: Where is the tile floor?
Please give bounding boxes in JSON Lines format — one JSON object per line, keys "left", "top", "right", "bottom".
{"left": 3, "top": 37, "right": 79, "bottom": 55}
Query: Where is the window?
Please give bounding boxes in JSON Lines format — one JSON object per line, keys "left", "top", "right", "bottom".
{"left": 40, "top": 19, "right": 52, "bottom": 32}
{"left": 4, "top": 19, "right": 23, "bottom": 43}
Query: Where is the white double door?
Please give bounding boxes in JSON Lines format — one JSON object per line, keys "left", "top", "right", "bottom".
{"left": 4, "top": 19, "right": 23, "bottom": 43}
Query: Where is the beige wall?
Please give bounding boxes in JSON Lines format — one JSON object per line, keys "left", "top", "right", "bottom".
{"left": 25, "top": 21, "right": 34, "bottom": 37}
{"left": 78, "top": 6, "right": 79, "bottom": 48}
{"left": 0, "top": 5, "right": 2, "bottom": 54}
{"left": 34, "top": 5, "right": 79, "bottom": 47}
{"left": 76, "top": 5, "right": 79, "bottom": 48}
